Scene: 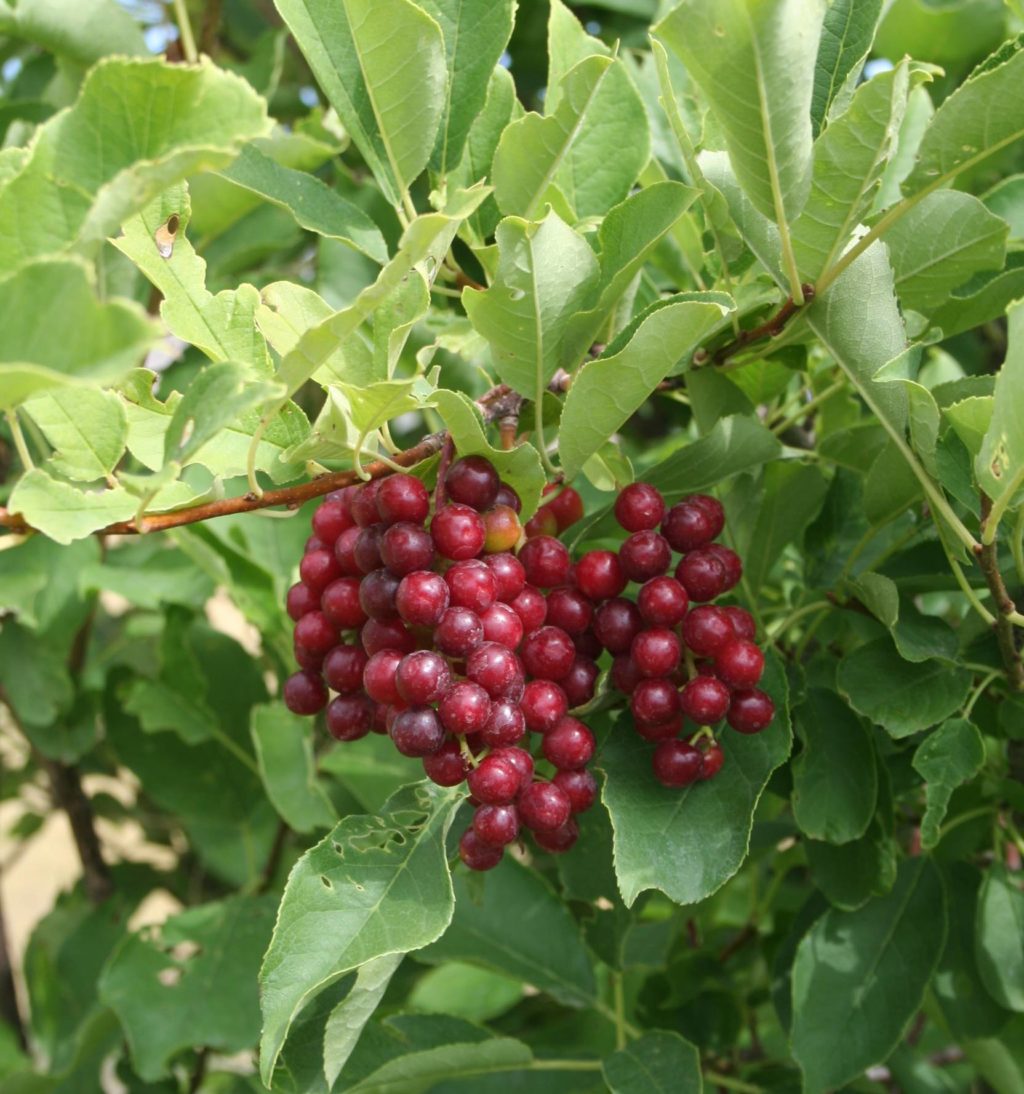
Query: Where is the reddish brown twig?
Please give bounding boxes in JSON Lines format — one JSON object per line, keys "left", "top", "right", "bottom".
{"left": 977, "top": 493, "right": 1024, "bottom": 691}
{"left": 689, "top": 286, "right": 815, "bottom": 369}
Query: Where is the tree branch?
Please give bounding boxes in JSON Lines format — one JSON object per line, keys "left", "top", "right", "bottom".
{"left": 0, "top": 877, "right": 26, "bottom": 1050}
{"left": 977, "top": 493, "right": 1024, "bottom": 690}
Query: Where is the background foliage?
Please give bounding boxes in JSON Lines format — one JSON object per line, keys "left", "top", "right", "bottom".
{"left": 1, "top": 0, "right": 1024, "bottom": 1091}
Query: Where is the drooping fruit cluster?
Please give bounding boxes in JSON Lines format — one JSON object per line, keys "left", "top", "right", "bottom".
{"left": 283, "top": 455, "right": 597, "bottom": 871}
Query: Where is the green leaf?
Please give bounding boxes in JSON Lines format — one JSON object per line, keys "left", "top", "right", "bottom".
{"left": 976, "top": 864, "right": 1024, "bottom": 1012}
{"left": 0, "top": 620, "right": 72, "bottom": 737}
{"left": 602, "top": 1030, "right": 702, "bottom": 1094}
{"left": 258, "top": 782, "right": 463, "bottom": 1084}
{"left": 656, "top": 0, "right": 821, "bottom": 224}
{"left": 0, "top": 259, "right": 154, "bottom": 409}
{"left": 319, "top": 731, "right": 419, "bottom": 815}
{"left": 22, "top": 388, "right": 127, "bottom": 482}
{"left": 913, "top": 718, "right": 985, "bottom": 850}
{"left": 792, "top": 688, "right": 877, "bottom": 845}
{"left": 806, "top": 817, "right": 897, "bottom": 910}
{"left": 0, "top": 0, "right": 147, "bottom": 70}
{"left": 419, "top": 0, "right": 515, "bottom": 175}
{"left": 885, "top": 190, "right": 1009, "bottom": 311}
{"left": 492, "top": 54, "right": 649, "bottom": 221}
{"left": 602, "top": 650, "right": 791, "bottom": 907}
{"left": 560, "top": 297, "right": 730, "bottom": 478}
{"left": 976, "top": 297, "right": 1024, "bottom": 504}
{"left": 0, "top": 58, "right": 269, "bottom": 267}
{"left": 931, "top": 255, "right": 1024, "bottom": 339}
{"left": 99, "top": 895, "right": 277, "bottom": 1081}
{"left": 405, "top": 962, "right": 523, "bottom": 1023}
{"left": 342, "top": 1038, "right": 534, "bottom": 1093}
{"left": 837, "top": 637, "right": 972, "bottom": 738}
{"left": 273, "top": 0, "right": 446, "bottom": 207}
{"left": 8, "top": 470, "right": 137, "bottom": 544}
{"left": 790, "top": 857, "right": 947, "bottom": 1092}
{"left": 216, "top": 144, "right": 387, "bottom": 263}
{"left": 982, "top": 174, "right": 1024, "bottom": 243}
{"left": 810, "top": 0, "right": 884, "bottom": 134}
{"left": 251, "top": 703, "right": 336, "bottom": 834}
{"left": 463, "top": 210, "right": 600, "bottom": 398}
{"left": 875, "top": 83, "right": 934, "bottom": 212}
{"left": 417, "top": 858, "right": 598, "bottom": 1006}
{"left": 794, "top": 64, "right": 910, "bottom": 280}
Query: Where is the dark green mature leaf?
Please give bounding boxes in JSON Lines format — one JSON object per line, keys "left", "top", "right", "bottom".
{"left": 602, "top": 650, "right": 791, "bottom": 907}
{"left": 99, "top": 895, "right": 277, "bottom": 1080}
{"left": 805, "top": 816, "right": 897, "bottom": 910}
{"left": 790, "top": 857, "right": 947, "bottom": 1091}
{"left": 273, "top": 0, "right": 446, "bottom": 207}
{"left": 343, "top": 1038, "right": 534, "bottom": 1093}
{"left": 602, "top": 1030, "right": 702, "bottom": 1093}
{"left": 913, "top": 718, "right": 985, "bottom": 849}
{"left": 656, "top": 0, "right": 821, "bottom": 224}
{"left": 975, "top": 865, "right": 1024, "bottom": 1012}
{"left": 417, "top": 858, "right": 598, "bottom": 1006}
{"left": 810, "top": 0, "right": 884, "bottom": 134}
{"left": 792, "top": 688, "right": 877, "bottom": 844}
{"left": 258, "top": 782, "right": 463, "bottom": 1084}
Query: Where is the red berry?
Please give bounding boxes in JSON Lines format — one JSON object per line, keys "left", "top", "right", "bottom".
{"left": 287, "top": 582, "right": 319, "bottom": 622}
{"left": 333, "top": 526, "right": 362, "bottom": 576}
{"left": 283, "top": 670, "right": 328, "bottom": 715}
{"left": 722, "top": 606, "right": 756, "bottom": 641}
{"left": 543, "top": 717, "right": 595, "bottom": 770}
{"left": 727, "top": 689, "right": 774, "bottom": 733}
{"left": 532, "top": 818, "right": 579, "bottom": 853}
{"left": 619, "top": 530, "right": 672, "bottom": 583}
{"left": 715, "top": 640, "right": 765, "bottom": 689}
{"left": 676, "top": 550, "right": 728, "bottom": 603}
{"left": 359, "top": 569, "right": 401, "bottom": 621}
{"left": 561, "top": 657, "right": 599, "bottom": 708}
{"left": 395, "top": 650, "right": 451, "bottom": 705}
{"left": 518, "top": 781, "right": 571, "bottom": 832}
{"left": 326, "top": 694, "right": 374, "bottom": 741}
{"left": 480, "top": 701, "right": 526, "bottom": 748}
{"left": 445, "top": 559, "right": 498, "bottom": 613}
{"left": 545, "top": 486, "right": 584, "bottom": 532}
{"left": 395, "top": 570, "right": 450, "bottom": 627}
{"left": 682, "top": 605, "right": 735, "bottom": 656}
{"left": 524, "top": 505, "right": 559, "bottom": 539}
{"left": 473, "top": 803, "right": 520, "bottom": 846}
{"left": 652, "top": 740, "right": 703, "bottom": 787}
{"left": 575, "top": 550, "right": 627, "bottom": 601}
{"left": 466, "top": 642, "right": 522, "bottom": 698}
{"left": 689, "top": 494, "right": 725, "bottom": 538}
{"left": 432, "top": 504, "right": 486, "bottom": 560}
{"left": 363, "top": 649, "right": 404, "bottom": 705}
{"left": 631, "top": 678, "right": 681, "bottom": 726}
{"left": 518, "top": 536, "right": 571, "bottom": 588}
{"left": 493, "top": 746, "right": 534, "bottom": 790}
{"left": 593, "top": 597, "right": 644, "bottom": 655}
{"left": 353, "top": 524, "right": 385, "bottom": 574}
{"left": 635, "top": 715, "right": 683, "bottom": 742}
{"left": 323, "top": 644, "right": 368, "bottom": 693}
{"left": 467, "top": 754, "right": 521, "bottom": 804}
{"left": 299, "top": 548, "right": 343, "bottom": 593}
{"left": 439, "top": 682, "right": 492, "bottom": 736}
{"left": 680, "top": 676, "right": 731, "bottom": 724}
{"left": 485, "top": 553, "right": 526, "bottom": 601}
{"left": 459, "top": 827, "right": 503, "bottom": 870}
{"left": 433, "top": 607, "right": 485, "bottom": 657}
{"left": 662, "top": 500, "right": 716, "bottom": 553}
{"left": 552, "top": 769, "right": 597, "bottom": 813}
{"left": 376, "top": 473, "right": 430, "bottom": 525}
{"left": 481, "top": 602, "right": 524, "bottom": 650}
{"left": 637, "top": 576, "right": 689, "bottom": 627}
{"left": 305, "top": 535, "right": 326, "bottom": 553}
{"left": 509, "top": 586, "right": 547, "bottom": 632}
{"left": 574, "top": 629, "right": 603, "bottom": 660}
{"left": 614, "top": 483, "right": 665, "bottom": 532}
{"left": 545, "top": 588, "right": 593, "bottom": 636}
{"left": 706, "top": 545, "right": 742, "bottom": 591}
{"left": 390, "top": 707, "right": 445, "bottom": 757}
{"left": 311, "top": 499, "right": 353, "bottom": 544}
{"left": 423, "top": 738, "right": 469, "bottom": 786}
{"left": 521, "top": 626, "right": 576, "bottom": 681}
{"left": 380, "top": 522, "right": 434, "bottom": 575}
{"left": 631, "top": 628, "right": 681, "bottom": 678}
{"left": 611, "top": 655, "right": 644, "bottom": 695}
{"left": 350, "top": 481, "right": 383, "bottom": 527}
{"left": 322, "top": 577, "right": 369, "bottom": 630}
{"left": 521, "top": 680, "right": 569, "bottom": 733}
{"left": 360, "top": 618, "right": 416, "bottom": 656}
{"left": 483, "top": 505, "right": 522, "bottom": 553}
{"left": 494, "top": 483, "right": 522, "bottom": 512}
{"left": 294, "top": 610, "right": 339, "bottom": 655}
{"left": 446, "top": 455, "right": 501, "bottom": 511}
{"left": 699, "top": 741, "right": 725, "bottom": 779}
{"left": 293, "top": 641, "right": 325, "bottom": 672}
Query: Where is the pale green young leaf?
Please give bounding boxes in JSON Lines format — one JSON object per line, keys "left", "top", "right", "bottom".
{"left": 418, "top": 0, "right": 515, "bottom": 175}
{"left": 913, "top": 718, "right": 985, "bottom": 850}
{"left": 603, "top": 1030, "right": 702, "bottom": 1094}
{"left": 273, "top": 0, "right": 446, "bottom": 206}
{"left": 405, "top": 963, "right": 522, "bottom": 1023}
{"left": 810, "top": 0, "right": 884, "bottom": 134}
{"left": 8, "top": 470, "right": 137, "bottom": 544}
{"left": 0, "top": 58, "right": 269, "bottom": 267}
{"left": 975, "top": 865, "right": 1024, "bottom": 1012}
{"left": 874, "top": 84, "right": 933, "bottom": 212}
{"left": 791, "top": 858, "right": 947, "bottom": 1091}
{"left": 656, "top": 0, "right": 821, "bottom": 224}
{"left": 982, "top": 174, "right": 1024, "bottom": 244}
{"left": 342, "top": 1039, "right": 534, "bottom": 1093}
{"left": 22, "top": 388, "right": 127, "bottom": 482}
{"left": 559, "top": 297, "right": 729, "bottom": 478}
{"left": 976, "top": 298, "right": 1024, "bottom": 502}
{"left": 0, "top": 0, "right": 146, "bottom": 70}
{"left": 257, "top": 782, "right": 463, "bottom": 1083}
{"left": 930, "top": 256, "right": 1024, "bottom": 339}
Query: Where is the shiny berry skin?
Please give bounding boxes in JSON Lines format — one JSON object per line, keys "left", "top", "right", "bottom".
{"left": 473, "top": 804, "right": 520, "bottom": 846}
{"left": 575, "top": 550, "right": 627, "bottom": 601}
{"left": 467, "top": 754, "right": 521, "bottom": 804}
{"left": 433, "top": 607, "right": 484, "bottom": 657}
{"left": 631, "top": 628, "right": 681, "bottom": 678}
{"left": 509, "top": 586, "right": 547, "bottom": 632}
{"left": 446, "top": 455, "right": 501, "bottom": 511}
{"left": 361, "top": 618, "right": 416, "bottom": 656}
{"left": 635, "top": 714, "right": 684, "bottom": 742}
{"left": 380, "top": 522, "right": 434, "bottom": 575}
{"left": 494, "top": 483, "right": 522, "bottom": 513}
{"left": 481, "top": 602, "right": 524, "bottom": 650}
{"left": 680, "top": 676, "right": 731, "bottom": 724}
{"left": 350, "top": 481, "right": 383, "bottom": 527}
{"left": 614, "top": 482, "right": 665, "bottom": 532}
{"left": 661, "top": 500, "right": 716, "bottom": 553}
{"left": 293, "top": 641, "right": 325, "bottom": 672}
{"left": 363, "top": 649, "right": 404, "bottom": 706}
{"left": 716, "top": 640, "right": 765, "bottom": 689}
{"left": 323, "top": 644, "right": 368, "bottom": 693}
{"left": 376, "top": 473, "right": 430, "bottom": 525}
{"left": 305, "top": 535, "right": 326, "bottom": 554}
{"left": 689, "top": 494, "right": 726, "bottom": 538}
{"left": 631, "top": 678, "right": 681, "bottom": 726}
{"left": 459, "top": 828, "right": 503, "bottom": 870}
{"left": 543, "top": 717, "right": 595, "bottom": 770}
{"left": 520, "top": 680, "right": 569, "bottom": 733}
{"left": 283, "top": 671, "right": 328, "bottom": 715}
{"left": 326, "top": 485, "right": 356, "bottom": 508}
{"left": 294, "top": 610, "right": 339, "bottom": 655}
{"left": 423, "top": 738, "right": 469, "bottom": 786}
{"left": 518, "top": 536, "right": 571, "bottom": 588}
{"left": 611, "top": 655, "right": 644, "bottom": 695}
{"left": 485, "top": 553, "right": 526, "bottom": 601}
{"left": 322, "top": 577, "right": 368, "bottom": 630}
{"left": 395, "top": 570, "right": 450, "bottom": 628}
{"left": 390, "top": 707, "right": 445, "bottom": 757}
{"left": 493, "top": 746, "right": 534, "bottom": 790}
{"left": 561, "top": 656, "right": 599, "bottom": 708}
{"left": 699, "top": 741, "right": 725, "bottom": 779}
{"left": 676, "top": 550, "right": 727, "bottom": 603}
{"left": 287, "top": 582, "right": 319, "bottom": 622}
{"left": 518, "top": 781, "right": 572, "bottom": 832}
{"left": 466, "top": 642, "right": 521, "bottom": 698}
{"left": 727, "top": 689, "right": 775, "bottom": 734}
{"left": 593, "top": 598, "right": 644, "bottom": 655}
{"left": 637, "top": 576, "right": 689, "bottom": 627}
{"left": 722, "top": 606, "right": 756, "bottom": 642}
{"left": 706, "top": 544, "right": 742, "bottom": 591}
{"left": 431, "top": 504, "right": 486, "bottom": 560}
{"left": 652, "top": 740, "right": 704, "bottom": 787}
{"left": 395, "top": 650, "right": 451, "bottom": 705}
{"left": 439, "top": 682, "right": 492, "bottom": 736}
{"left": 353, "top": 525, "right": 385, "bottom": 574}
{"left": 333, "top": 527, "right": 362, "bottom": 576}
{"left": 326, "top": 694, "right": 374, "bottom": 741}
{"left": 524, "top": 506, "right": 558, "bottom": 539}
{"left": 682, "top": 605, "right": 735, "bottom": 656}
{"left": 545, "top": 588, "right": 593, "bottom": 636}
{"left": 545, "top": 486, "right": 584, "bottom": 532}
{"left": 553, "top": 769, "right": 597, "bottom": 813}
{"left": 521, "top": 626, "right": 576, "bottom": 681}
{"left": 480, "top": 701, "right": 526, "bottom": 748}
{"left": 311, "top": 499, "right": 353, "bottom": 544}
{"left": 533, "top": 818, "right": 579, "bottom": 853}
{"left": 299, "top": 547, "right": 343, "bottom": 593}
{"left": 619, "top": 530, "right": 672, "bottom": 583}
{"left": 483, "top": 505, "right": 522, "bottom": 554}
{"left": 445, "top": 560, "right": 498, "bottom": 613}
{"left": 359, "top": 569, "right": 401, "bottom": 621}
